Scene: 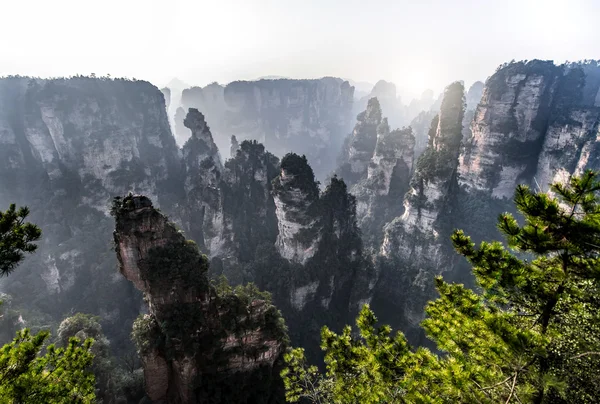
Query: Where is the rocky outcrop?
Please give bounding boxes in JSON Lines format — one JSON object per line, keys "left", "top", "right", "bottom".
{"left": 351, "top": 120, "right": 415, "bottom": 246}
{"left": 458, "top": 61, "right": 562, "bottom": 197}
{"left": 272, "top": 154, "right": 320, "bottom": 264}
{"left": 335, "top": 98, "right": 417, "bottom": 249}
{"left": 381, "top": 81, "right": 464, "bottom": 257}
{"left": 180, "top": 78, "right": 355, "bottom": 179}
{"left": 214, "top": 140, "right": 279, "bottom": 270}
{"left": 371, "top": 82, "right": 465, "bottom": 343}
{"left": 181, "top": 108, "right": 223, "bottom": 252}
{"left": 160, "top": 87, "right": 171, "bottom": 110}
{"left": 354, "top": 83, "right": 438, "bottom": 132}
{"left": 230, "top": 135, "right": 240, "bottom": 157}
{"left": 0, "top": 77, "right": 181, "bottom": 352}
{"left": 112, "top": 194, "right": 287, "bottom": 404}
{"left": 458, "top": 60, "right": 600, "bottom": 197}
{"left": 337, "top": 98, "right": 383, "bottom": 184}
{"left": 354, "top": 81, "right": 403, "bottom": 129}
{"left": 179, "top": 83, "right": 227, "bottom": 148}
{"left": 535, "top": 108, "right": 600, "bottom": 189}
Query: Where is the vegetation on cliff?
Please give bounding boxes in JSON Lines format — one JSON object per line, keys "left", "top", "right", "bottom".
{"left": 0, "top": 205, "right": 96, "bottom": 403}
{"left": 283, "top": 171, "right": 600, "bottom": 403}
{"left": 112, "top": 193, "right": 289, "bottom": 403}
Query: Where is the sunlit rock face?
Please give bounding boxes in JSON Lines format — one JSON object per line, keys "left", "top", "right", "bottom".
{"left": 0, "top": 76, "right": 182, "bottom": 351}
{"left": 370, "top": 82, "right": 465, "bottom": 344}
{"left": 535, "top": 109, "right": 600, "bottom": 189}
{"left": 458, "top": 60, "right": 600, "bottom": 198}
{"left": 381, "top": 81, "right": 464, "bottom": 256}
{"left": 180, "top": 77, "right": 354, "bottom": 179}
{"left": 113, "top": 194, "right": 287, "bottom": 404}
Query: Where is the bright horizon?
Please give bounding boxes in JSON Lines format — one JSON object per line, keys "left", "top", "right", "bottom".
{"left": 1, "top": 0, "right": 599, "bottom": 98}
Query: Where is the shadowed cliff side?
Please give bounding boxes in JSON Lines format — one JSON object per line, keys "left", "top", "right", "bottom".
{"left": 112, "top": 194, "right": 288, "bottom": 404}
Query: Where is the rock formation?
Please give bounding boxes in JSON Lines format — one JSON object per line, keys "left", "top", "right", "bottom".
{"left": 336, "top": 98, "right": 416, "bottom": 249}
{"left": 465, "top": 81, "right": 484, "bottom": 111}
{"left": 0, "top": 76, "right": 181, "bottom": 352}
{"left": 181, "top": 108, "right": 223, "bottom": 252}
{"left": 337, "top": 97, "right": 383, "bottom": 185}
{"left": 230, "top": 135, "right": 240, "bottom": 157}
{"left": 180, "top": 77, "right": 355, "bottom": 179}
{"left": 272, "top": 154, "right": 320, "bottom": 264}
{"left": 409, "top": 110, "right": 438, "bottom": 159}
{"left": 370, "top": 82, "right": 465, "bottom": 344}
{"left": 459, "top": 60, "right": 600, "bottom": 198}
{"left": 381, "top": 81, "right": 464, "bottom": 259}
{"left": 112, "top": 194, "right": 287, "bottom": 403}
{"left": 353, "top": 81, "right": 403, "bottom": 129}
{"left": 3, "top": 60, "right": 600, "bottom": 375}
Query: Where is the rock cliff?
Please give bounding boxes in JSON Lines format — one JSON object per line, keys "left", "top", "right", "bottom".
{"left": 459, "top": 60, "right": 600, "bottom": 198}
{"left": 370, "top": 82, "right": 465, "bottom": 344}
{"left": 180, "top": 77, "right": 355, "bottom": 179}
{"left": 337, "top": 97, "right": 383, "bottom": 185}
{"left": 336, "top": 96, "right": 417, "bottom": 249}
{"left": 272, "top": 154, "right": 320, "bottom": 265}
{"left": 112, "top": 194, "right": 287, "bottom": 403}
{"left": 0, "top": 76, "right": 181, "bottom": 351}
{"left": 181, "top": 108, "right": 224, "bottom": 253}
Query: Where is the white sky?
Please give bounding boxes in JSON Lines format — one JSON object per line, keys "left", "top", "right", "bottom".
{"left": 1, "top": 0, "right": 598, "bottom": 96}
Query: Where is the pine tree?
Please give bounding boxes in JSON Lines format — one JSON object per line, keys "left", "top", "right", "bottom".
{"left": 0, "top": 204, "right": 41, "bottom": 276}
{"left": 282, "top": 171, "right": 600, "bottom": 403}
{"left": 0, "top": 204, "right": 96, "bottom": 403}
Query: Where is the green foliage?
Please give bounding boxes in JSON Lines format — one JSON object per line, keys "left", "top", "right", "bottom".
{"left": 0, "top": 204, "right": 41, "bottom": 276}
{"left": 143, "top": 239, "right": 210, "bottom": 293}
{"left": 275, "top": 153, "right": 320, "bottom": 200}
{"left": 131, "top": 314, "right": 161, "bottom": 356}
{"left": 283, "top": 171, "right": 600, "bottom": 403}
{"left": 0, "top": 329, "right": 95, "bottom": 403}
{"left": 0, "top": 205, "right": 96, "bottom": 403}
{"left": 56, "top": 314, "right": 143, "bottom": 404}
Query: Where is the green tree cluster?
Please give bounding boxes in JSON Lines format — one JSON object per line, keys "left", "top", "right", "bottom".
{"left": 283, "top": 171, "right": 600, "bottom": 403}
{"left": 0, "top": 205, "right": 96, "bottom": 403}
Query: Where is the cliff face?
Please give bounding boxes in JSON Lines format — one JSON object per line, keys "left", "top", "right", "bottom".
{"left": 458, "top": 60, "right": 600, "bottom": 198}
{"left": 180, "top": 78, "right": 354, "bottom": 179}
{"left": 180, "top": 111, "right": 279, "bottom": 270}
{"left": 354, "top": 82, "right": 437, "bottom": 132}
{"left": 112, "top": 194, "right": 287, "bottom": 403}
{"left": 335, "top": 97, "right": 417, "bottom": 250}
{"left": 181, "top": 108, "right": 223, "bottom": 252}
{"left": 272, "top": 155, "right": 320, "bottom": 264}
{"left": 0, "top": 77, "right": 181, "bottom": 351}
{"left": 337, "top": 98, "right": 383, "bottom": 184}
{"left": 381, "top": 82, "right": 464, "bottom": 263}
{"left": 367, "top": 61, "right": 600, "bottom": 344}
{"left": 369, "top": 82, "right": 465, "bottom": 343}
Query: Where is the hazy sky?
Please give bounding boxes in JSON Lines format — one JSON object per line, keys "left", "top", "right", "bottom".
{"left": 1, "top": 0, "right": 598, "bottom": 97}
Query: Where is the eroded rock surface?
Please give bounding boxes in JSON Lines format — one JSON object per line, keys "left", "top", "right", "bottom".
{"left": 113, "top": 194, "right": 287, "bottom": 403}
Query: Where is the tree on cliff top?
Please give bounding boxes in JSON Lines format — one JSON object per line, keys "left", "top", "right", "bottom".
{"left": 283, "top": 171, "right": 600, "bottom": 403}
{"left": 0, "top": 204, "right": 96, "bottom": 403}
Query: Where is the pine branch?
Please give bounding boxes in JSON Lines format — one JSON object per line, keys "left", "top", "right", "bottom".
{"left": 505, "top": 372, "right": 518, "bottom": 404}
{"left": 571, "top": 351, "right": 600, "bottom": 359}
